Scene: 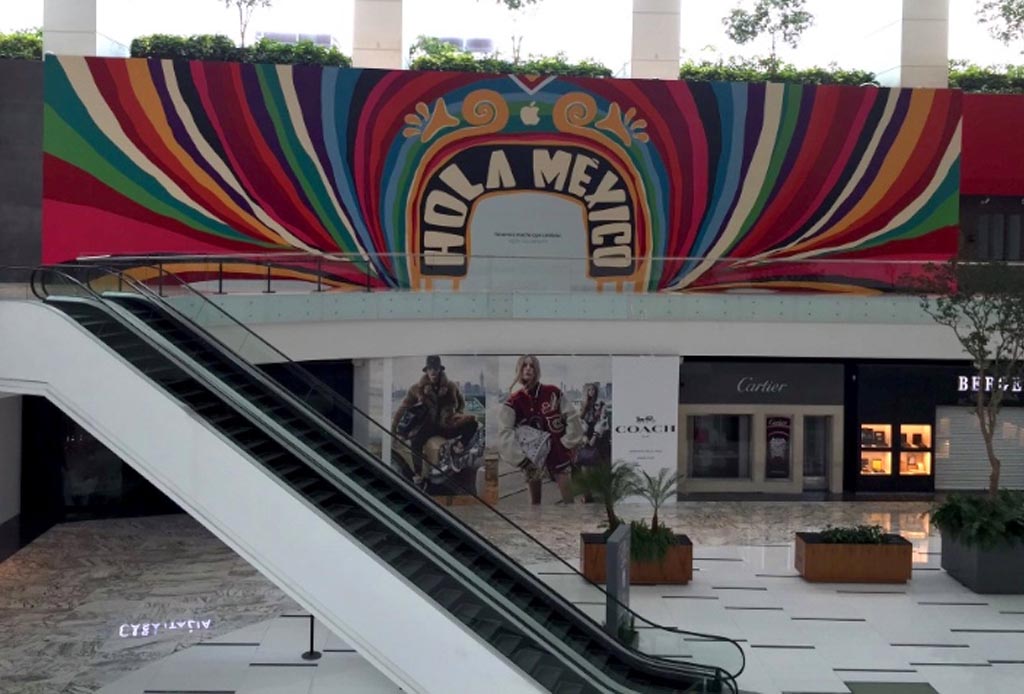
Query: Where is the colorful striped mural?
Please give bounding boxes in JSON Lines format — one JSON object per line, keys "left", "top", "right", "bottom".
{"left": 43, "top": 56, "right": 961, "bottom": 293}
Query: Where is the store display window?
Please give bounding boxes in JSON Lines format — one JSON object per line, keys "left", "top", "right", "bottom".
{"left": 899, "top": 424, "right": 933, "bottom": 475}
{"left": 689, "top": 415, "right": 753, "bottom": 479}
{"left": 860, "top": 423, "right": 893, "bottom": 475}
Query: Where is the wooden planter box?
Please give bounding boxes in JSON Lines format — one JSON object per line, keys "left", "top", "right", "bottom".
{"left": 941, "top": 531, "right": 1024, "bottom": 594}
{"left": 795, "top": 532, "right": 912, "bottom": 583}
{"left": 580, "top": 532, "right": 692, "bottom": 585}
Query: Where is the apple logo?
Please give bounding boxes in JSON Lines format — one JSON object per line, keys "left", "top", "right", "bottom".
{"left": 519, "top": 101, "right": 540, "bottom": 126}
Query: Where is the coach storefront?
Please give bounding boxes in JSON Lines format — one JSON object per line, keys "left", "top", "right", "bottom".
{"left": 678, "top": 361, "right": 845, "bottom": 496}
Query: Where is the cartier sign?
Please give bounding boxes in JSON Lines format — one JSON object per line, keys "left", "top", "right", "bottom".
{"left": 736, "top": 377, "right": 788, "bottom": 394}
{"left": 680, "top": 362, "right": 843, "bottom": 405}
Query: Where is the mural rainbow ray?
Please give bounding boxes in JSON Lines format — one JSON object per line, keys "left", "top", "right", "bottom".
{"left": 43, "top": 57, "right": 961, "bottom": 293}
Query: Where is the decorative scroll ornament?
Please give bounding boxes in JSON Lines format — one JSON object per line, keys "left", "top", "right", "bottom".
{"left": 403, "top": 98, "right": 460, "bottom": 142}
{"left": 553, "top": 92, "right": 648, "bottom": 147}
{"left": 458, "top": 89, "right": 510, "bottom": 134}
{"left": 596, "top": 102, "right": 649, "bottom": 145}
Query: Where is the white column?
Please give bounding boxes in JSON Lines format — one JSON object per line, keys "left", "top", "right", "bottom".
{"left": 43, "top": 0, "right": 131, "bottom": 57}
{"left": 0, "top": 395, "right": 23, "bottom": 526}
{"left": 353, "top": 0, "right": 404, "bottom": 70}
{"left": 865, "top": 0, "right": 949, "bottom": 88}
{"left": 630, "top": 0, "right": 681, "bottom": 80}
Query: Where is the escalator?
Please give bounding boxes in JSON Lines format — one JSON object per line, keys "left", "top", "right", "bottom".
{"left": 29, "top": 267, "right": 745, "bottom": 693}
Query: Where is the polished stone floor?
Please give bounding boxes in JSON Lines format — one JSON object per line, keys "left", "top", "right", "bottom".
{"left": 0, "top": 515, "right": 298, "bottom": 694}
{"left": 3, "top": 500, "right": 1022, "bottom": 694}
{"left": 451, "top": 496, "right": 936, "bottom": 566}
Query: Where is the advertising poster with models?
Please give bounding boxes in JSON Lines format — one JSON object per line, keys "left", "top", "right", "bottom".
{"left": 364, "top": 354, "right": 680, "bottom": 507}
{"left": 493, "top": 355, "right": 612, "bottom": 506}
{"left": 386, "top": 355, "right": 497, "bottom": 504}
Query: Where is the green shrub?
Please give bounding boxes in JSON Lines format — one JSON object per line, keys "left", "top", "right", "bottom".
{"left": 131, "top": 34, "right": 239, "bottom": 61}
{"left": 0, "top": 28, "right": 42, "bottom": 61}
{"left": 245, "top": 38, "right": 352, "bottom": 67}
{"left": 679, "top": 56, "right": 875, "bottom": 86}
{"left": 948, "top": 60, "right": 1024, "bottom": 94}
{"left": 130, "top": 34, "right": 352, "bottom": 67}
{"left": 817, "top": 524, "right": 885, "bottom": 544}
{"left": 931, "top": 491, "right": 1024, "bottom": 549}
{"left": 408, "top": 35, "right": 611, "bottom": 77}
{"left": 629, "top": 519, "right": 675, "bottom": 562}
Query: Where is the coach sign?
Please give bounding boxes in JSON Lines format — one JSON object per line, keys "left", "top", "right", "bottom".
{"left": 612, "top": 356, "right": 680, "bottom": 479}
{"left": 680, "top": 362, "right": 844, "bottom": 405}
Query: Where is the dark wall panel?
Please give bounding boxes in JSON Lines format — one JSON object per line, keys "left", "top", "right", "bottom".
{"left": 0, "top": 59, "right": 43, "bottom": 275}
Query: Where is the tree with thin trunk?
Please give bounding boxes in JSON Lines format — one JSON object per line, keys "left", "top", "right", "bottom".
{"left": 722, "top": 0, "right": 814, "bottom": 77}
{"left": 977, "top": 0, "right": 1024, "bottom": 53}
{"left": 918, "top": 261, "right": 1024, "bottom": 497}
{"left": 223, "top": 0, "right": 272, "bottom": 48}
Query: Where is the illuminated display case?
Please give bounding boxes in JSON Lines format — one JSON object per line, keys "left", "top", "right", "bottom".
{"left": 899, "top": 424, "right": 933, "bottom": 476}
{"left": 860, "top": 424, "right": 893, "bottom": 475}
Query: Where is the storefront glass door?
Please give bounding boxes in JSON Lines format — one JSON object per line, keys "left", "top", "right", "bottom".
{"left": 803, "top": 415, "right": 832, "bottom": 491}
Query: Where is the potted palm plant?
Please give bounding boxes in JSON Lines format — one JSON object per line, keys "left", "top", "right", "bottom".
{"left": 575, "top": 459, "right": 636, "bottom": 585}
{"left": 576, "top": 464, "right": 691, "bottom": 585}
{"left": 628, "top": 468, "right": 692, "bottom": 584}
{"left": 795, "top": 524, "right": 912, "bottom": 583}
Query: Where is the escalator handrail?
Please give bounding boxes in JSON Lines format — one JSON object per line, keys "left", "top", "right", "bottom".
{"left": 36, "top": 262, "right": 745, "bottom": 688}
{"left": 37, "top": 289, "right": 649, "bottom": 694}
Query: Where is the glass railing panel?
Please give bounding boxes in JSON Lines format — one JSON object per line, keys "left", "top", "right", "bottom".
{"left": 68, "top": 251, "right": 975, "bottom": 297}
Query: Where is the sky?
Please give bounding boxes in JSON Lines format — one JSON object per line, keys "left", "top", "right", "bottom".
{"left": 4, "top": 0, "right": 1024, "bottom": 73}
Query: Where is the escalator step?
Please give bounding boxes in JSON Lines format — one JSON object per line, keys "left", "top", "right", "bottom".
{"left": 553, "top": 681, "right": 585, "bottom": 694}
{"left": 359, "top": 531, "right": 389, "bottom": 548}
{"left": 532, "top": 664, "right": 567, "bottom": 690}
{"left": 416, "top": 572, "right": 446, "bottom": 596}
{"left": 398, "top": 558, "right": 426, "bottom": 577}
{"left": 324, "top": 502, "right": 352, "bottom": 518}
{"left": 291, "top": 477, "right": 320, "bottom": 492}
{"left": 308, "top": 489, "right": 338, "bottom": 505}
{"left": 432, "top": 588, "right": 464, "bottom": 610}
{"left": 511, "top": 647, "right": 544, "bottom": 675}
{"left": 260, "top": 451, "right": 291, "bottom": 466}
{"left": 492, "top": 633, "right": 523, "bottom": 657}
{"left": 376, "top": 544, "right": 408, "bottom": 564}
{"left": 339, "top": 515, "right": 372, "bottom": 533}
{"left": 471, "top": 617, "right": 503, "bottom": 642}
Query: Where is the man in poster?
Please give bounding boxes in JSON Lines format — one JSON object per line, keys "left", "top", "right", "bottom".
{"left": 497, "top": 355, "right": 584, "bottom": 504}
{"left": 392, "top": 355, "right": 481, "bottom": 484}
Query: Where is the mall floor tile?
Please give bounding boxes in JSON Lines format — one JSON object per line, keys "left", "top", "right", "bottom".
{"left": 3, "top": 501, "right": 1024, "bottom": 693}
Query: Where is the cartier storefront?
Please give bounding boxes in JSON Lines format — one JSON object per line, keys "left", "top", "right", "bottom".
{"left": 678, "top": 360, "right": 845, "bottom": 496}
